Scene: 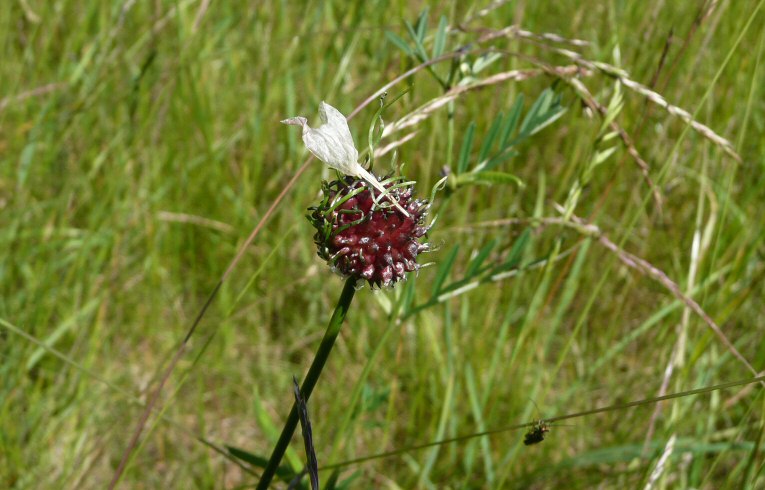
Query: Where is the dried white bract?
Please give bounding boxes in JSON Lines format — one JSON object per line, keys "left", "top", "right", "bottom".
{"left": 282, "top": 102, "right": 410, "bottom": 217}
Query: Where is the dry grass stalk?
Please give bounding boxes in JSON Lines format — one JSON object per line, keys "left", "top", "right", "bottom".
{"left": 382, "top": 65, "right": 581, "bottom": 139}
{"left": 452, "top": 214, "right": 761, "bottom": 382}
{"left": 0, "top": 83, "right": 65, "bottom": 112}
{"left": 551, "top": 47, "right": 741, "bottom": 162}
{"left": 592, "top": 224, "right": 760, "bottom": 381}
{"left": 473, "top": 26, "right": 741, "bottom": 162}
{"left": 564, "top": 75, "right": 663, "bottom": 211}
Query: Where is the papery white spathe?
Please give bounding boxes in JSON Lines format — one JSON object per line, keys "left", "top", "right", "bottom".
{"left": 282, "top": 102, "right": 410, "bottom": 217}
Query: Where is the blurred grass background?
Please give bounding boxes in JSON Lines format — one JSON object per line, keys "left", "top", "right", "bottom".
{"left": 1, "top": 0, "right": 764, "bottom": 488}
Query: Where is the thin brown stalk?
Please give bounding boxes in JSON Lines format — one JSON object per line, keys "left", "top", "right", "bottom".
{"left": 560, "top": 49, "right": 741, "bottom": 162}
{"left": 564, "top": 76, "right": 663, "bottom": 211}
{"left": 108, "top": 160, "right": 313, "bottom": 488}
{"left": 192, "top": 0, "right": 211, "bottom": 31}
{"left": 394, "top": 47, "right": 663, "bottom": 212}
{"left": 655, "top": 1, "right": 716, "bottom": 96}
{"left": 459, "top": 23, "right": 590, "bottom": 48}
{"left": 646, "top": 435, "right": 677, "bottom": 489}
{"left": 624, "top": 26, "right": 673, "bottom": 183}
{"left": 641, "top": 346, "right": 677, "bottom": 456}
{"left": 592, "top": 225, "right": 761, "bottom": 381}
{"left": 156, "top": 211, "right": 235, "bottom": 234}
{"left": 319, "top": 374, "right": 765, "bottom": 471}
{"left": 477, "top": 26, "right": 741, "bottom": 161}
{"left": 0, "top": 83, "right": 66, "bottom": 112}
{"left": 459, "top": 1, "right": 515, "bottom": 27}
{"left": 451, "top": 215, "right": 762, "bottom": 382}
{"left": 382, "top": 65, "right": 581, "bottom": 138}
{"left": 647, "top": 28, "right": 674, "bottom": 92}
{"left": 627, "top": 0, "right": 720, "bottom": 165}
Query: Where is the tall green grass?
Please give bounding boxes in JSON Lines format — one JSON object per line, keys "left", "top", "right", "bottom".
{"left": 1, "top": 1, "right": 764, "bottom": 488}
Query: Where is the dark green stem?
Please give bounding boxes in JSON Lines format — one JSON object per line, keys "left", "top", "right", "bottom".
{"left": 256, "top": 276, "right": 358, "bottom": 489}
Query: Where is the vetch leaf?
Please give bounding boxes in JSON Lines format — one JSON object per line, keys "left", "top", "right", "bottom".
{"left": 386, "top": 31, "right": 413, "bottom": 56}
{"left": 466, "top": 239, "right": 497, "bottom": 278}
{"left": 484, "top": 148, "right": 520, "bottom": 171}
{"left": 600, "top": 82, "right": 624, "bottom": 134}
{"left": 500, "top": 95, "right": 524, "bottom": 147}
{"left": 404, "top": 19, "right": 429, "bottom": 61}
{"left": 456, "top": 171, "right": 524, "bottom": 188}
{"left": 432, "top": 245, "right": 460, "bottom": 296}
{"left": 415, "top": 8, "right": 429, "bottom": 43}
{"left": 492, "top": 228, "right": 531, "bottom": 274}
{"left": 593, "top": 146, "right": 618, "bottom": 166}
{"left": 519, "top": 88, "right": 566, "bottom": 138}
{"left": 457, "top": 122, "right": 476, "bottom": 174}
{"left": 432, "top": 15, "right": 448, "bottom": 58}
{"left": 519, "top": 89, "right": 550, "bottom": 135}
{"left": 478, "top": 112, "right": 504, "bottom": 165}
{"left": 471, "top": 52, "right": 502, "bottom": 74}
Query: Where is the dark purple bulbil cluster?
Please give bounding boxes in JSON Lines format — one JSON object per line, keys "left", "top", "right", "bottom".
{"left": 308, "top": 175, "right": 431, "bottom": 288}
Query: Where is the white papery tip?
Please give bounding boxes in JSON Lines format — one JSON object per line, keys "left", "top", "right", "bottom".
{"left": 282, "top": 102, "right": 411, "bottom": 217}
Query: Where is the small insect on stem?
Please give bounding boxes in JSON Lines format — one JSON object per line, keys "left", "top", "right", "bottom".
{"left": 523, "top": 419, "right": 551, "bottom": 446}
{"left": 523, "top": 399, "right": 553, "bottom": 446}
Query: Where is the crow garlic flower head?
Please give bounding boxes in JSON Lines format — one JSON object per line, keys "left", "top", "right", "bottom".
{"left": 307, "top": 175, "right": 431, "bottom": 288}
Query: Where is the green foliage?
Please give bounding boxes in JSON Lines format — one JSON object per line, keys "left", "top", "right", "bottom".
{"left": 448, "top": 89, "right": 565, "bottom": 195}
{"left": 403, "top": 230, "right": 531, "bottom": 320}
{"left": 226, "top": 446, "right": 300, "bottom": 485}
{"left": 1, "top": 1, "right": 764, "bottom": 489}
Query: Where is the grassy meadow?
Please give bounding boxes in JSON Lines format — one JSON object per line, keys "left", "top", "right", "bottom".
{"left": 2, "top": 0, "right": 765, "bottom": 488}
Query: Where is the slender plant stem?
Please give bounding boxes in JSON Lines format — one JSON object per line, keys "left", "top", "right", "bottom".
{"left": 319, "top": 373, "right": 765, "bottom": 472}
{"left": 257, "top": 276, "right": 358, "bottom": 489}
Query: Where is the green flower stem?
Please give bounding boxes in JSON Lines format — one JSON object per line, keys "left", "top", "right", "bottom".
{"left": 257, "top": 276, "right": 358, "bottom": 489}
